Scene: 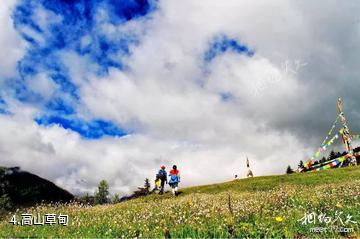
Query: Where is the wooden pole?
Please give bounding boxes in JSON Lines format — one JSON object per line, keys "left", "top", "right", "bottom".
{"left": 337, "top": 97, "right": 357, "bottom": 165}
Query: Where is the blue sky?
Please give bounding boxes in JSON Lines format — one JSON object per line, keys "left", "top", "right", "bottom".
{"left": 204, "top": 35, "right": 254, "bottom": 63}
{"left": 0, "top": 0, "right": 359, "bottom": 194}
{"left": 3, "top": 0, "right": 255, "bottom": 140}
{"left": 5, "top": 0, "right": 159, "bottom": 139}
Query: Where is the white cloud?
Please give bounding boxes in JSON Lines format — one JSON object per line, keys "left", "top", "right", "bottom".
{"left": 31, "top": 5, "right": 62, "bottom": 32}
{"left": 0, "top": 109, "right": 308, "bottom": 196}
{"left": 0, "top": 0, "right": 27, "bottom": 80}
{"left": 27, "top": 73, "right": 59, "bottom": 101}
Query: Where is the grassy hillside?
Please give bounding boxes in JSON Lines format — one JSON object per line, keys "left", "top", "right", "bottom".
{"left": 0, "top": 166, "right": 359, "bottom": 238}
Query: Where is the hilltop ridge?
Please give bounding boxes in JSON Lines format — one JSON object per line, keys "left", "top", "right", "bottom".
{"left": 1, "top": 166, "right": 359, "bottom": 238}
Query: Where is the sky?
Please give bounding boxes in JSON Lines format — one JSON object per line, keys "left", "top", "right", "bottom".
{"left": 0, "top": 0, "right": 360, "bottom": 195}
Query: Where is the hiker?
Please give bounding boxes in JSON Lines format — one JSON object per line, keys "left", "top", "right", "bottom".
{"left": 246, "top": 168, "right": 254, "bottom": 178}
{"left": 168, "top": 165, "right": 180, "bottom": 196}
{"left": 246, "top": 156, "right": 254, "bottom": 178}
{"left": 158, "top": 165, "right": 167, "bottom": 194}
{"left": 154, "top": 174, "right": 161, "bottom": 191}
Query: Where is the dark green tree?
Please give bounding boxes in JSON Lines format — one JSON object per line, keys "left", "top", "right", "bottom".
{"left": 328, "top": 150, "right": 336, "bottom": 160}
{"left": 0, "top": 167, "right": 12, "bottom": 210}
{"left": 112, "top": 193, "right": 121, "bottom": 204}
{"left": 80, "top": 193, "right": 95, "bottom": 205}
{"left": 336, "top": 151, "right": 341, "bottom": 158}
{"left": 0, "top": 167, "right": 5, "bottom": 192}
{"left": 95, "top": 180, "right": 109, "bottom": 205}
{"left": 144, "top": 178, "right": 151, "bottom": 194}
{"left": 286, "top": 165, "right": 294, "bottom": 174}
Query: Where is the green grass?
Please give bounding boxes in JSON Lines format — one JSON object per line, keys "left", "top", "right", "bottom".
{"left": 0, "top": 166, "right": 359, "bottom": 238}
{"left": 184, "top": 165, "right": 360, "bottom": 193}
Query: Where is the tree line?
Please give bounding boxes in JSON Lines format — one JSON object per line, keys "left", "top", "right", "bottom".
{"left": 79, "top": 178, "right": 152, "bottom": 205}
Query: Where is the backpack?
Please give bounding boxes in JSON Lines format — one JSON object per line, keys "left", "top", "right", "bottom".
{"left": 158, "top": 170, "right": 167, "bottom": 180}
{"left": 155, "top": 179, "right": 161, "bottom": 188}
{"left": 169, "top": 174, "right": 179, "bottom": 184}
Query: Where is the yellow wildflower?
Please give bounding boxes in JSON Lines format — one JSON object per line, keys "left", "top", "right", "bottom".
{"left": 336, "top": 202, "right": 343, "bottom": 208}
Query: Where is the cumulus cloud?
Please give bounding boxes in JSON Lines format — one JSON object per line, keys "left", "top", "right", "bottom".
{"left": 0, "top": 0, "right": 360, "bottom": 195}
{"left": 0, "top": 0, "right": 27, "bottom": 80}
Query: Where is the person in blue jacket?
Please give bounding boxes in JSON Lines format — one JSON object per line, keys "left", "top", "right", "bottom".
{"left": 157, "top": 165, "right": 167, "bottom": 194}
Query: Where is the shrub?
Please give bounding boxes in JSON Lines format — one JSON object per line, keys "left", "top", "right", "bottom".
{"left": 286, "top": 165, "right": 294, "bottom": 174}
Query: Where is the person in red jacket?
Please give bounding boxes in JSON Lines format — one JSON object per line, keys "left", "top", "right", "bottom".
{"left": 168, "top": 165, "right": 180, "bottom": 196}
